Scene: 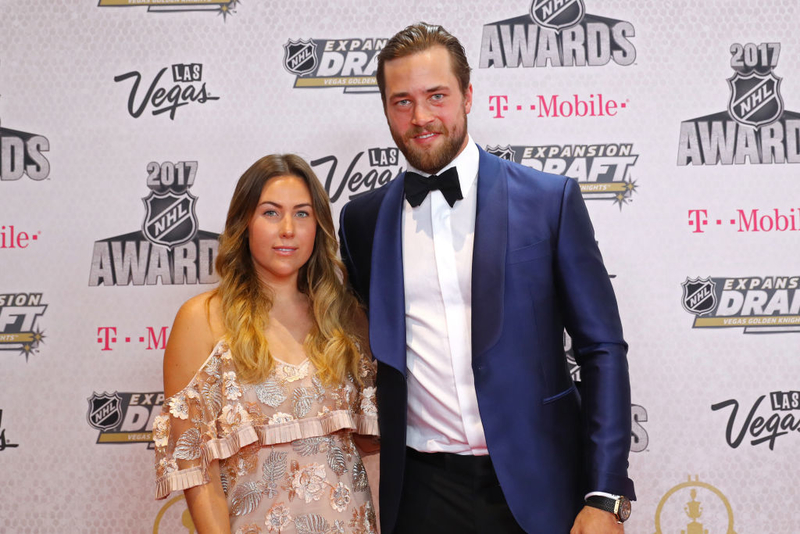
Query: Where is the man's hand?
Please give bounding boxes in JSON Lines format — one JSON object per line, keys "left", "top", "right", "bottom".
{"left": 570, "top": 505, "right": 624, "bottom": 534}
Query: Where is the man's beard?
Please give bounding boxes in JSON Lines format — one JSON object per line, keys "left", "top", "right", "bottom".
{"left": 391, "top": 114, "right": 468, "bottom": 175}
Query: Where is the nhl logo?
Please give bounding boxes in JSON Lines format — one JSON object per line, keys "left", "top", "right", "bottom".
{"left": 530, "top": 0, "right": 585, "bottom": 31}
{"left": 283, "top": 39, "right": 318, "bottom": 75}
{"left": 681, "top": 277, "right": 717, "bottom": 316}
{"left": 87, "top": 392, "right": 122, "bottom": 430}
{"left": 727, "top": 71, "right": 783, "bottom": 128}
{"left": 142, "top": 190, "right": 198, "bottom": 248}
{"left": 486, "top": 145, "right": 517, "bottom": 162}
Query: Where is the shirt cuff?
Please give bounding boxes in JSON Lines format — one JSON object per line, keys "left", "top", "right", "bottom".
{"left": 584, "top": 491, "right": 620, "bottom": 501}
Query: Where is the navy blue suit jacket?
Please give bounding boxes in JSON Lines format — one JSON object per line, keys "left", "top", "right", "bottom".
{"left": 339, "top": 146, "right": 635, "bottom": 533}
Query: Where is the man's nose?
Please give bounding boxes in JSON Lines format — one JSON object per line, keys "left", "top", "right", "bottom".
{"left": 411, "top": 103, "right": 433, "bottom": 126}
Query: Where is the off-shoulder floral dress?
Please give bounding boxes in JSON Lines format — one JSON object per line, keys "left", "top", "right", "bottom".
{"left": 154, "top": 341, "right": 379, "bottom": 534}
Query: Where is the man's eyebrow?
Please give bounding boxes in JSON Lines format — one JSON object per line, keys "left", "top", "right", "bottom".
{"left": 389, "top": 85, "right": 451, "bottom": 100}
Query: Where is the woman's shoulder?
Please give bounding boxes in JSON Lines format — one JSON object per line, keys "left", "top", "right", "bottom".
{"left": 163, "top": 290, "right": 225, "bottom": 397}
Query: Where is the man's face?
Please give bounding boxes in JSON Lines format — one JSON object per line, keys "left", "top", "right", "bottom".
{"left": 383, "top": 46, "right": 473, "bottom": 174}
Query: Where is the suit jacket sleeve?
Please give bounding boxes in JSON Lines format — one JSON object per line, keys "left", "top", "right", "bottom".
{"left": 553, "top": 177, "right": 635, "bottom": 500}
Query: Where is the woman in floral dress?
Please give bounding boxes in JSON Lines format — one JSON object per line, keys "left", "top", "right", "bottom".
{"left": 154, "top": 154, "right": 378, "bottom": 534}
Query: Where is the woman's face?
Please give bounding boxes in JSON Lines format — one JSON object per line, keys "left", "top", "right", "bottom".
{"left": 247, "top": 174, "right": 317, "bottom": 286}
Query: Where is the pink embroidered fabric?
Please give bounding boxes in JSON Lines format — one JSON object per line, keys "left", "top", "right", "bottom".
{"left": 154, "top": 341, "right": 379, "bottom": 534}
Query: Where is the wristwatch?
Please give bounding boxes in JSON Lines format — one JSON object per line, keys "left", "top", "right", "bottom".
{"left": 585, "top": 495, "right": 631, "bottom": 523}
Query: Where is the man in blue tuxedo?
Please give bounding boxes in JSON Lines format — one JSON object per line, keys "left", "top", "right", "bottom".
{"left": 339, "top": 23, "right": 635, "bottom": 534}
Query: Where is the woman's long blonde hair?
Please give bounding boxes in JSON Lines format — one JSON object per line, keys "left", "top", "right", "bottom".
{"left": 213, "top": 154, "right": 363, "bottom": 385}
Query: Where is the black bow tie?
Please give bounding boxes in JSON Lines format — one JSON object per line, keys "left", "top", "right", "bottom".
{"left": 403, "top": 167, "right": 463, "bottom": 208}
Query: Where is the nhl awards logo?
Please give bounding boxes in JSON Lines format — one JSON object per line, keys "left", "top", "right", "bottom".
{"left": 486, "top": 143, "right": 638, "bottom": 208}
{"left": 530, "top": 0, "right": 585, "bottom": 31}
{"left": 678, "top": 42, "right": 800, "bottom": 165}
{"left": 88, "top": 161, "right": 220, "bottom": 286}
{"left": 681, "top": 276, "right": 800, "bottom": 334}
{"left": 728, "top": 70, "right": 783, "bottom": 128}
{"left": 282, "top": 37, "right": 386, "bottom": 93}
{"left": 142, "top": 188, "right": 197, "bottom": 248}
{"left": 479, "top": 0, "right": 636, "bottom": 68}
{"left": 0, "top": 117, "right": 51, "bottom": 182}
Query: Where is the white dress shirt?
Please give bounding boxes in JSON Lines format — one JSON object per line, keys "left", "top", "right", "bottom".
{"left": 402, "top": 136, "right": 487, "bottom": 455}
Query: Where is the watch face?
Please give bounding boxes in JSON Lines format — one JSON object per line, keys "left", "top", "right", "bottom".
{"left": 617, "top": 497, "right": 632, "bottom": 521}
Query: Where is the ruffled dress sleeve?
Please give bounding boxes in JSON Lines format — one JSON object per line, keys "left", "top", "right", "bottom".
{"left": 154, "top": 341, "right": 245, "bottom": 499}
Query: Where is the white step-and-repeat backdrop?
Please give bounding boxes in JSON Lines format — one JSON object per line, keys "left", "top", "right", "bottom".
{"left": 2, "top": 1, "right": 798, "bottom": 532}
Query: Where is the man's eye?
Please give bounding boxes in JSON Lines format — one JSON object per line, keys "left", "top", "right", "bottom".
{"left": 431, "top": 94, "right": 444, "bottom": 101}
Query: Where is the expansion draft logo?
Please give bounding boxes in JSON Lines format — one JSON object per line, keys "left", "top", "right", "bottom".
{"left": 479, "top": 0, "right": 636, "bottom": 68}
{"left": 681, "top": 276, "right": 800, "bottom": 334}
{"left": 98, "top": 0, "right": 239, "bottom": 21}
{"left": 87, "top": 391, "right": 163, "bottom": 446}
{"left": 283, "top": 38, "right": 386, "bottom": 93}
{"left": 678, "top": 42, "right": 800, "bottom": 165}
{"left": 486, "top": 144, "right": 638, "bottom": 208}
{"left": 88, "top": 161, "right": 220, "bottom": 286}
{"left": 0, "top": 118, "right": 50, "bottom": 182}
{"left": 0, "top": 293, "right": 47, "bottom": 361}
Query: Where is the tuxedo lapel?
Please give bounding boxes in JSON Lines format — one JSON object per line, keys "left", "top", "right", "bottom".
{"left": 472, "top": 148, "right": 508, "bottom": 361}
{"left": 368, "top": 174, "right": 407, "bottom": 374}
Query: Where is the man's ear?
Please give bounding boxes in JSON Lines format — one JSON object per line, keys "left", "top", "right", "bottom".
{"left": 464, "top": 83, "right": 473, "bottom": 114}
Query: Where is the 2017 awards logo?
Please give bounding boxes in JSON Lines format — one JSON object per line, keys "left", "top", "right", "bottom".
{"left": 87, "top": 391, "right": 163, "bottom": 446}
{"left": 479, "top": 0, "right": 636, "bottom": 69}
{"left": 678, "top": 42, "right": 800, "bottom": 165}
{"left": 486, "top": 144, "right": 638, "bottom": 208}
{"left": 88, "top": 161, "right": 220, "bottom": 286}
{"left": 0, "top": 293, "right": 47, "bottom": 361}
{"left": 283, "top": 38, "right": 386, "bottom": 93}
{"left": 0, "top": 118, "right": 50, "bottom": 182}
{"left": 681, "top": 276, "right": 800, "bottom": 333}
